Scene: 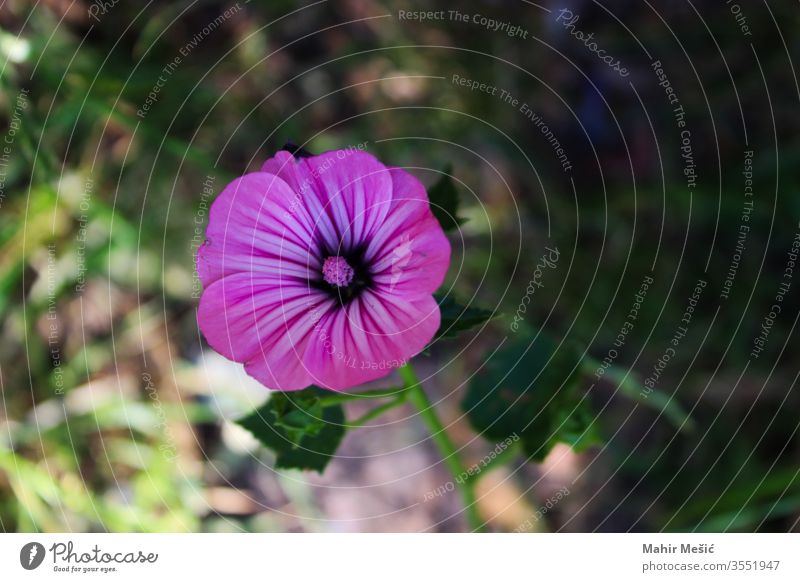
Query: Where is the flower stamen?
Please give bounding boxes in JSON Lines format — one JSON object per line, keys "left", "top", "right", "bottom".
{"left": 322, "top": 256, "right": 355, "bottom": 288}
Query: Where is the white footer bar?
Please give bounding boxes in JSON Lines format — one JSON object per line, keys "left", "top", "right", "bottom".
{"left": 0, "top": 533, "right": 796, "bottom": 580}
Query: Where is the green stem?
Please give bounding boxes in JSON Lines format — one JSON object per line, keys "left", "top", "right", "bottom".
{"left": 319, "top": 386, "right": 408, "bottom": 406}
{"left": 398, "top": 363, "right": 484, "bottom": 532}
{"left": 345, "top": 396, "right": 407, "bottom": 428}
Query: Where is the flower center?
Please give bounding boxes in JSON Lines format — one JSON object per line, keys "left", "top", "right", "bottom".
{"left": 322, "top": 256, "right": 355, "bottom": 288}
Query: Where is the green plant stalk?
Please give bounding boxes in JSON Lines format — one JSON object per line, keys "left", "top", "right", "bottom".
{"left": 582, "top": 357, "right": 694, "bottom": 432}
{"left": 319, "top": 386, "right": 408, "bottom": 406}
{"left": 345, "top": 396, "right": 407, "bottom": 428}
{"left": 398, "top": 363, "right": 484, "bottom": 532}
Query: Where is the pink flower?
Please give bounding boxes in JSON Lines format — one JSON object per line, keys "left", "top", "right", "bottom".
{"left": 197, "top": 148, "right": 451, "bottom": 391}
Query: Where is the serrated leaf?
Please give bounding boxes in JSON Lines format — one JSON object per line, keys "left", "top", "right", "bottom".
{"left": 434, "top": 293, "right": 496, "bottom": 342}
{"left": 462, "top": 331, "right": 600, "bottom": 462}
{"left": 237, "top": 387, "right": 345, "bottom": 472}
{"left": 428, "top": 166, "right": 465, "bottom": 231}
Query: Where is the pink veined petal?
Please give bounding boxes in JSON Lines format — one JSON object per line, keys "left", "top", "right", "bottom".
{"left": 366, "top": 168, "right": 451, "bottom": 297}
{"left": 260, "top": 149, "right": 307, "bottom": 191}
{"left": 197, "top": 171, "right": 323, "bottom": 288}
{"left": 301, "top": 151, "right": 393, "bottom": 252}
{"left": 198, "top": 271, "right": 336, "bottom": 391}
{"left": 198, "top": 271, "right": 316, "bottom": 363}
{"left": 244, "top": 299, "right": 334, "bottom": 391}
{"left": 261, "top": 151, "right": 341, "bottom": 253}
{"left": 303, "top": 291, "right": 441, "bottom": 390}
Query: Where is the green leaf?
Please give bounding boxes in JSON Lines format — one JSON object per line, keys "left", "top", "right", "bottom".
{"left": 428, "top": 166, "right": 465, "bottom": 231}
{"left": 462, "top": 331, "right": 600, "bottom": 462}
{"left": 434, "top": 293, "right": 496, "bottom": 342}
{"left": 237, "top": 387, "right": 346, "bottom": 473}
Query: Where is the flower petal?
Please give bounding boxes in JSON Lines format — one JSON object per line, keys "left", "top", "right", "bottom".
{"left": 301, "top": 150, "right": 393, "bottom": 253}
{"left": 261, "top": 151, "right": 341, "bottom": 253}
{"left": 303, "top": 291, "right": 441, "bottom": 390}
{"left": 367, "top": 168, "right": 451, "bottom": 297}
{"left": 197, "top": 172, "right": 323, "bottom": 287}
{"left": 198, "top": 272, "right": 335, "bottom": 391}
